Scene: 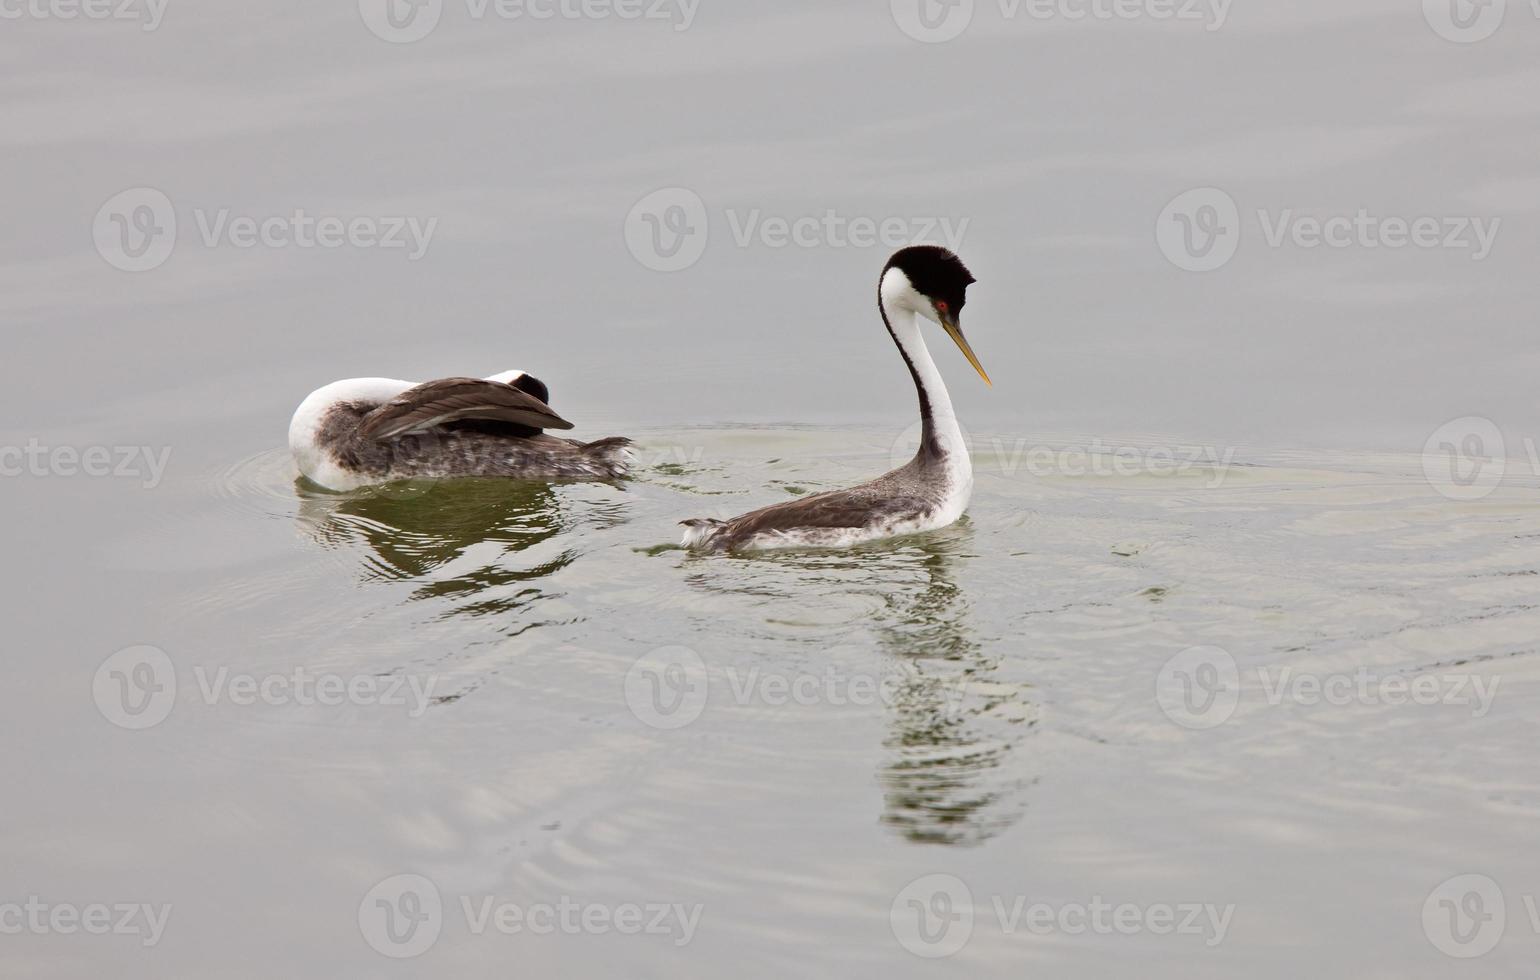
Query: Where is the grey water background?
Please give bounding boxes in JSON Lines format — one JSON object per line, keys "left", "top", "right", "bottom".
{"left": 4, "top": 1, "right": 1540, "bottom": 977}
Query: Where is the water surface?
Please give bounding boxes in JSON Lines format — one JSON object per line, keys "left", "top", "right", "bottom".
{"left": 8, "top": 419, "right": 1540, "bottom": 977}
{"left": 5, "top": 2, "right": 1540, "bottom": 976}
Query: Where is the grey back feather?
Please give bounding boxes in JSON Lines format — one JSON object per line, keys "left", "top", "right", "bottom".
{"left": 356, "top": 377, "right": 574, "bottom": 441}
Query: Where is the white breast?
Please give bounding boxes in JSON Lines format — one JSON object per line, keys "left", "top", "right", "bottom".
{"left": 287, "top": 377, "right": 414, "bottom": 487}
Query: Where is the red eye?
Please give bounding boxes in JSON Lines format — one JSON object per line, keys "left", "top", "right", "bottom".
{"left": 935, "top": 301, "right": 949, "bottom": 313}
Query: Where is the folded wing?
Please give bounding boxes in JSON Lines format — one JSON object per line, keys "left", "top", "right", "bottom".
{"left": 357, "top": 377, "right": 574, "bottom": 441}
{"left": 685, "top": 485, "right": 932, "bottom": 549}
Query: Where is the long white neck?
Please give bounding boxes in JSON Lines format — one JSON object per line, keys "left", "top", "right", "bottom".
{"left": 879, "top": 270, "right": 969, "bottom": 480}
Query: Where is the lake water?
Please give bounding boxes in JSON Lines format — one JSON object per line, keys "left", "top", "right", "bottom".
{"left": 5, "top": 2, "right": 1540, "bottom": 977}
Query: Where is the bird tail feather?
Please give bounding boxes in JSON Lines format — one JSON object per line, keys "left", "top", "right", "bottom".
{"left": 583, "top": 437, "right": 633, "bottom": 479}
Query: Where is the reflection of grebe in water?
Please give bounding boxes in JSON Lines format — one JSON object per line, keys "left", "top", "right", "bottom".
{"left": 295, "top": 478, "right": 577, "bottom": 629}
{"left": 872, "top": 534, "right": 1035, "bottom": 847}
{"left": 681, "top": 526, "right": 1035, "bottom": 847}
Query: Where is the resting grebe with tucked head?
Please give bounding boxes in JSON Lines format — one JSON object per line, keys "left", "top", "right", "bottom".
{"left": 288, "top": 370, "right": 631, "bottom": 491}
{"left": 680, "top": 246, "right": 990, "bottom": 553}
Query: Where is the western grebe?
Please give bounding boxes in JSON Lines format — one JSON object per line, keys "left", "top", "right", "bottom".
{"left": 681, "top": 246, "right": 989, "bottom": 552}
{"left": 288, "top": 370, "right": 631, "bottom": 490}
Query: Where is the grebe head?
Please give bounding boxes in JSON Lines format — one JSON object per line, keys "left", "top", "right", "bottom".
{"left": 485, "top": 370, "right": 553, "bottom": 407}
{"left": 508, "top": 373, "right": 551, "bottom": 406}
{"left": 881, "top": 246, "right": 991, "bottom": 386}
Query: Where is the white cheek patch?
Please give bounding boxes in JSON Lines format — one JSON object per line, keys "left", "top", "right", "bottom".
{"left": 880, "top": 267, "right": 919, "bottom": 313}
{"left": 483, "top": 370, "right": 526, "bottom": 385}
{"left": 880, "top": 267, "right": 941, "bottom": 324}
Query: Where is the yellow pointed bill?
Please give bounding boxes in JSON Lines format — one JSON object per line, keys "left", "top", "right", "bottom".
{"left": 941, "top": 320, "right": 992, "bottom": 387}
